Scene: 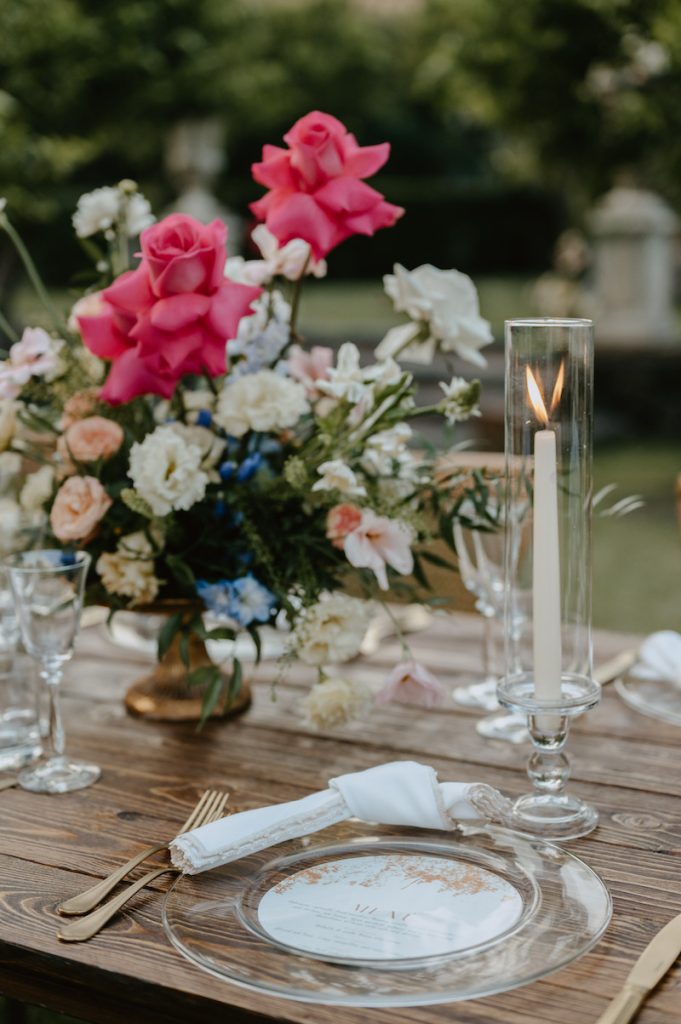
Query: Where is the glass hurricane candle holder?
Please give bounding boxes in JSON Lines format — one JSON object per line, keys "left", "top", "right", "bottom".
{"left": 499, "top": 318, "right": 598, "bottom": 840}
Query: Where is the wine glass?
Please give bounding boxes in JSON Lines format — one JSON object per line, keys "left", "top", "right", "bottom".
{"left": 5, "top": 549, "right": 100, "bottom": 793}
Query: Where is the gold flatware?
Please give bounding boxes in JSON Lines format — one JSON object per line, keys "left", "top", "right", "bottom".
{"left": 594, "top": 649, "right": 638, "bottom": 687}
{"left": 58, "top": 789, "right": 227, "bottom": 916}
{"left": 595, "top": 910, "right": 681, "bottom": 1023}
{"left": 57, "top": 790, "right": 228, "bottom": 942}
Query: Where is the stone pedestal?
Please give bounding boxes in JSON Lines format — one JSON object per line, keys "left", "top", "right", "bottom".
{"left": 589, "top": 185, "right": 679, "bottom": 347}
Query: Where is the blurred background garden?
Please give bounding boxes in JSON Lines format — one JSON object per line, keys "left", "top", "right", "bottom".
{"left": 0, "top": 0, "right": 680, "bottom": 638}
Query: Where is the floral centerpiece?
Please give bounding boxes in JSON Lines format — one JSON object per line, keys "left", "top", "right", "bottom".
{"left": 0, "top": 111, "right": 492, "bottom": 727}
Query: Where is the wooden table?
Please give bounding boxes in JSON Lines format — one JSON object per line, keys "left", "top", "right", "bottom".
{"left": 1, "top": 612, "right": 680, "bottom": 1024}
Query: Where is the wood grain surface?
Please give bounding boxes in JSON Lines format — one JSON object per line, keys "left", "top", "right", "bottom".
{"left": 1, "top": 612, "right": 680, "bottom": 1024}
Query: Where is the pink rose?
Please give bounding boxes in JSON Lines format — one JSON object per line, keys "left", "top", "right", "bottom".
{"left": 50, "top": 476, "right": 112, "bottom": 543}
{"left": 376, "top": 660, "right": 445, "bottom": 709}
{"left": 57, "top": 416, "right": 124, "bottom": 469}
{"left": 343, "top": 509, "right": 413, "bottom": 591}
{"left": 77, "top": 214, "right": 262, "bottom": 404}
{"left": 326, "top": 503, "right": 362, "bottom": 549}
{"left": 251, "top": 111, "right": 404, "bottom": 260}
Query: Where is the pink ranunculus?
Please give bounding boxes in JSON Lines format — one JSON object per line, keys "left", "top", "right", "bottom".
{"left": 376, "top": 660, "right": 445, "bottom": 709}
{"left": 50, "top": 476, "right": 112, "bottom": 543}
{"left": 343, "top": 509, "right": 414, "bottom": 591}
{"left": 288, "top": 344, "right": 334, "bottom": 395}
{"left": 57, "top": 415, "right": 124, "bottom": 469}
{"left": 250, "top": 111, "right": 404, "bottom": 260}
{"left": 77, "top": 214, "right": 262, "bottom": 405}
{"left": 326, "top": 502, "right": 362, "bottom": 550}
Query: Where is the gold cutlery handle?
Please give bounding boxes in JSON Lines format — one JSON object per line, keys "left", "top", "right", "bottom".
{"left": 58, "top": 843, "right": 167, "bottom": 916}
{"left": 595, "top": 983, "right": 647, "bottom": 1024}
{"left": 57, "top": 865, "right": 174, "bottom": 942}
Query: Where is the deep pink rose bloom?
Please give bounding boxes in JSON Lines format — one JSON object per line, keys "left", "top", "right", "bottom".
{"left": 250, "top": 111, "right": 404, "bottom": 260}
{"left": 77, "top": 215, "right": 261, "bottom": 404}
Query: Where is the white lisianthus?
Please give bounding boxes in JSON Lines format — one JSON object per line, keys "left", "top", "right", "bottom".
{"left": 19, "top": 465, "right": 55, "bottom": 511}
{"left": 96, "top": 531, "right": 160, "bottom": 607}
{"left": 438, "top": 377, "right": 482, "bottom": 424}
{"left": 312, "top": 459, "right": 366, "bottom": 497}
{"left": 0, "top": 399, "right": 17, "bottom": 450}
{"left": 378, "top": 264, "right": 493, "bottom": 367}
{"left": 214, "top": 370, "right": 309, "bottom": 437}
{"left": 72, "top": 184, "right": 154, "bottom": 239}
{"left": 316, "top": 343, "right": 368, "bottom": 403}
{"left": 168, "top": 422, "right": 225, "bottom": 472}
{"left": 302, "top": 676, "right": 373, "bottom": 729}
{"left": 295, "top": 594, "right": 369, "bottom": 666}
{"left": 128, "top": 425, "right": 208, "bottom": 516}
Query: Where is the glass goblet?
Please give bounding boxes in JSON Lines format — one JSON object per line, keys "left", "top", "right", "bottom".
{"left": 5, "top": 549, "right": 100, "bottom": 793}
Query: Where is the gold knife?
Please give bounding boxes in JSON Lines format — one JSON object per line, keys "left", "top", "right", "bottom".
{"left": 595, "top": 911, "right": 681, "bottom": 1023}
{"left": 594, "top": 649, "right": 638, "bottom": 687}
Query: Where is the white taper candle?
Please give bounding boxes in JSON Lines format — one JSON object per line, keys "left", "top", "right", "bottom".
{"left": 532, "top": 429, "right": 563, "bottom": 701}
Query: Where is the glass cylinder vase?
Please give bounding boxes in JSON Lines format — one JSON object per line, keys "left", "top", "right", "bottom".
{"left": 497, "top": 318, "right": 598, "bottom": 840}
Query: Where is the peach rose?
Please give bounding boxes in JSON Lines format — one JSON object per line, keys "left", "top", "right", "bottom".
{"left": 58, "top": 416, "right": 124, "bottom": 469}
{"left": 50, "top": 476, "right": 112, "bottom": 543}
{"left": 61, "top": 388, "right": 101, "bottom": 429}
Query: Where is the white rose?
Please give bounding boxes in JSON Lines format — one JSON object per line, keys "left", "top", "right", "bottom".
{"left": 381, "top": 264, "right": 493, "bottom": 367}
{"left": 128, "top": 425, "right": 208, "bottom": 516}
{"left": 302, "top": 676, "right": 372, "bottom": 729}
{"left": 0, "top": 400, "right": 17, "bottom": 451}
{"left": 295, "top": 594, "right": 369, "bottom": 667}
{"left": 214, "top": 370, "right": 309, "bottom": 438}
{"left": 19, "top": 465, "right": 54, "bottom": 511}
{"left": 96, "top": 531, "right": 159, "bottom": 607}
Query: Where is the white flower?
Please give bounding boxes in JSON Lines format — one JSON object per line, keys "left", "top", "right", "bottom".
{"left": 375, "top": 321, "right": 435, "bottom": 364}
{"left": 379, "top": 264, "right": 493, "bottom": 367}
{"left": 0, "top": 328, "right": 63, "bottom": 399}
{"left": 19, "top": 465, "right": 54, "bottom": 511}
{"left": 312, "top": 460, "right": 366, "bottom": 497}
{"left": 253, "top": 224, "right": 328, "bottom": 282}
{"left": 128, "top": 425, "right": 208, "bottom": 516}
{"left": 438, "top": 377, "right": 481, "bottom": 424}
{"left": 0, "top": 198, "right": 6, "bottom": 214}
{"left": 73, "top": 187, "right": 121, "bottom": 238}
{"left": 302, "top": 676, "right": 372, "bottom": 729}
{"left": 361, "top": 423, "right": 412, "bottom": 475}
{"left": 224, "top": 256, "right": 272, "bottom": 287}
{"left": 124, "top": 191, "right": 155, "bottom": 236}
{"left": 0, "top": 451, "right": 21, "bottom": 479}
{"left": 0, "top": 399, "right": 17, "bottom": 451}
{"left": 214, "top": 370, "right": 308, "bottom": 437}
{"left": 0, "top": 497, "right": 21, "bottom": 556}
{"left": 72, "top": 185, "right": 154, "bottom": 239}
{"left": 295, "top": 594, "right": 369, "bottom": 666}
{"left": 96, "top": 531, "right": 159, "bottom": 607}
{"left": 168, "top": 422, "right": 225, "bottom": 471}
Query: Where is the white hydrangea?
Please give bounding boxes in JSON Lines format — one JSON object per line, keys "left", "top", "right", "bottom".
{"left": 302, "top": 676, "right": 373, "bottom": 729}
{"left": 128, "top": 425, "right": 208, "bottom": 516}
{"left": 72, "top": 184, "right": 154, "bottom": 239}
{"left": 96, "top": 531, "right": 160, "bottom": 607}
{"left": 19, "top": 465, "right": 54, "bottom": 511}
{"left": 214, "top": 370, "right": 309, "bottom": 438}
{"left": 311, "top": 459, "right": 366, "bottom": 497}
{"left": 295, "top": 594, "right": 369, "bottom": 666}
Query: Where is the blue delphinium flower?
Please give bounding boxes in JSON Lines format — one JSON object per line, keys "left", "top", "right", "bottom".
{"left": 236, "top": 452, "right": 264, "bottom": 483}
{"left": 229, "top": 573, "right": 276, "bottom": 627}
{"left": 219, "top": 460, "right": 237, "bottom": 482}
{"left": 195, "top": 409, "right": 212, "bottom": 428}
{"left": 196, "top": 579, "right": 235, "bottom": 617}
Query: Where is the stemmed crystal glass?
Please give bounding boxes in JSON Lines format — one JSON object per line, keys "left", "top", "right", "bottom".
{"left": 451, "top": 521, "right": 529, "bottom": 744}
{"left": 5, "top": 549, "right": 100, "bottom": 793}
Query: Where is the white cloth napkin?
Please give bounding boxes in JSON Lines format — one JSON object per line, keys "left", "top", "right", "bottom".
{"left": 170, "top": 760, "right": 513, "bottom": 874}
{"left": 631, "top": 631, "right": 681, "bottom": 686}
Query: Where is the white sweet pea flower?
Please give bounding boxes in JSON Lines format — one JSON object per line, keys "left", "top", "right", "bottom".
{"left": 312, "top": 460, "right": 366, "bottom": 497}
{"left": 316, "top": 343, "right": 367, "bottom": 403}
{"left": 378, "top": 264, "right": 493, "bottom": 367}
{"left": 439, "top": 377, "right": 481, "bottom": 424}
{"left": 361, "top": 423, "right": 412, "bottom": 476}
{"left": 251, "top": 224, "right": 327, "bottom": 281}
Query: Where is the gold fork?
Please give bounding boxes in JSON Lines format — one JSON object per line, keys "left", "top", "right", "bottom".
{"left": 58, "top": 789, "right": 226, "bottom": 916}
{"left": 57, "top": 790, "right": 229, "bottom": 943}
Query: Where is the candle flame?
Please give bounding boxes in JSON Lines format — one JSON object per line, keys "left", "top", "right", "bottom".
{"left": 526, "top": 366, "right": 548, "bottom": 426}
{"left": 526, "top": 361, "right": 565, "bottom": 425}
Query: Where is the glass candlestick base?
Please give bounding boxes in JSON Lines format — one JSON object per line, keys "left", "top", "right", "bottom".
{"left": 497, "top": 674, "right": 601, "bottom": 841}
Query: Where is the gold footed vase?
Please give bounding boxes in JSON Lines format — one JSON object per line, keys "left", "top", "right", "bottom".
{"left": 123, "top": 604, "right": 251, "bottom": 723}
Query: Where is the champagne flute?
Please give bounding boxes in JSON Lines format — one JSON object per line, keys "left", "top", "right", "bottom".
{"left": 5, "top": 549, "right": 100, "bottom": 793}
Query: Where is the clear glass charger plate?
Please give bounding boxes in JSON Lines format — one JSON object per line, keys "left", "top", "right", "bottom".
{"left": 615, "top": 672, "right": 681, "bottom": 725}
{"left": 162, "top": 820, "right": 611, "bottom": 1007}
